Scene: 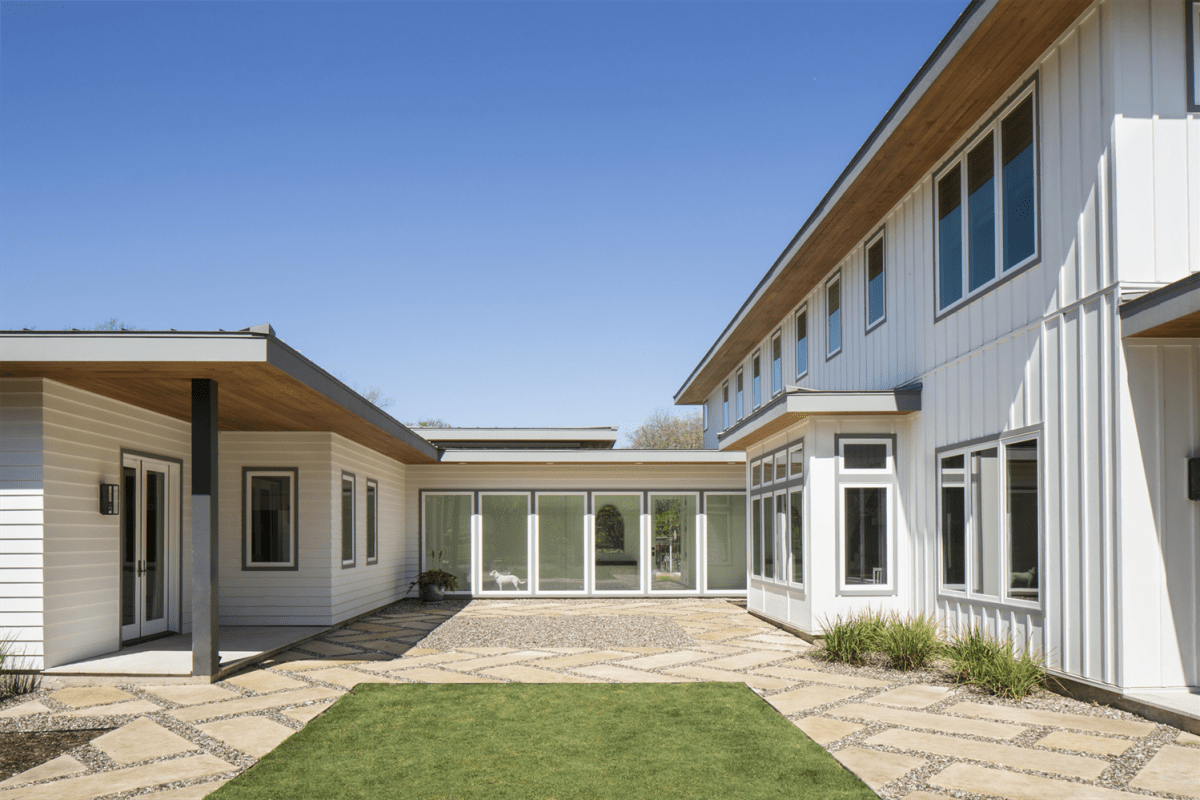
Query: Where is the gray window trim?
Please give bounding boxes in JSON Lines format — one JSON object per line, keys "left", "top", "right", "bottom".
{"left": 864, "top": 226, "right": 887, "bottom": 334}
{"left": 242, "top": 466, "right": 300, "bottom": 572}
{"left": 341, "top": 470, "right": 356, "bottom": 568}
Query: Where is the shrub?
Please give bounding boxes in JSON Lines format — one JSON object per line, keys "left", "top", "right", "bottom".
{"left": 817, "top": 609, "right": 888, "bottom": 665}
{"left": 946, "top": 626, "right": 1044, "bottom": 700}
{"left": 879, "top": 614, "right": 943, "bottom": 671}
{"left": 0, "top": 637, "right": 40, "bottom": 700}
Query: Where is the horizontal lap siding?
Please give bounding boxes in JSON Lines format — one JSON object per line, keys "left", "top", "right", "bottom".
{"left": 218, "top": 432, "right": 333, "bottom": 626}
{"left": 0, "top": 379, "right": 45, "bottom": 669}
{"left": 39, "top": 379, "right": 191, "bottom": 669}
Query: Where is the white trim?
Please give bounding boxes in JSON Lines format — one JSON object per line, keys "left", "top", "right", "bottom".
{"left": 839, "top": 437, "right": 894, "bottom": 475}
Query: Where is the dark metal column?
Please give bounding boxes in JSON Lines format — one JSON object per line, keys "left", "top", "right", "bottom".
{"left": 191, "top": 379, "right": 219, "bottom": 680}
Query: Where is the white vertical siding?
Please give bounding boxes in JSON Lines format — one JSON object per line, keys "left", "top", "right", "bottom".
{"left": 0, "top": 379, "right": 46, "bottom": 670}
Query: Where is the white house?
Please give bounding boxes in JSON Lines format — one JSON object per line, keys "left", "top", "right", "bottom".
{"left": 675, "top": 0, "right": 1199, "bottom": 713}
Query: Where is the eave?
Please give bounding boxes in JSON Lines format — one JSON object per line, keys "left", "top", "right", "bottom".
{"left": 1120, "top": 273, "right": 1200, "bottom": 339}
{"left": 675, "top": 0, "right": 1093, "bottom": 405}
{"left": 436, "top": 449, "right": 745, "bottom": 466}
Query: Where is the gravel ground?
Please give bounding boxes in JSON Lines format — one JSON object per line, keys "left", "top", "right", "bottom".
{"left": 0, "top": 728, "right": 112, "bottom": 780}
{"left": 417, "top": 613, "right": 697, "bottom": 650}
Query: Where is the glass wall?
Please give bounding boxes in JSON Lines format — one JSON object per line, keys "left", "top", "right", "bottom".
{"left": 650, "top": 494, "right": 697, "bottom": 591}
{"left": 424, "top": 494, "right": 472, "bottom": 592}
{"left": 538, "top": 494, "right": 585, "bottom": 592}
{"left": 706, "top": 494, "right": 746, "bottom": 591}
{"left": 594, "top": 494, "right": 641, "bottom": 592}
{"left": 481, "top": 494, "right": 530, "bottom": 592}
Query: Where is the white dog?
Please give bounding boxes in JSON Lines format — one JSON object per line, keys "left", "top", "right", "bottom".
{"left": 488, "top": 569, "right": 526, "bottom": 590}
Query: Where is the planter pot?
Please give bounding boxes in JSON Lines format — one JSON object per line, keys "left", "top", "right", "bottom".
{"left": 420, "top": 584, "right": 445, "bottom": 603}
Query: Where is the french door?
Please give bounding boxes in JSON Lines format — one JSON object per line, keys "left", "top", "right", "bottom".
{"left": 121, "top": 454, "right": 178, "bottom": 642}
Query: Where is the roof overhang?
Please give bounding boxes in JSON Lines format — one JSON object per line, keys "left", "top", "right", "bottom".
{"left": 1120, "top": 273, "right": 1200, "bottom": 339}
{"left": 415, "top": 426, "right": 619, "bottom": 450}
{"left": 717, "top": 387, "right": 922, "bottom": 451}
{"left": 675, "top": 0, "right": 1093, "bottom": 405}
{"left": 0, "top": 330, "right": 440, "bottom": 464}
{"left": 436, "top": 449, "right": 745, "bottom": 466}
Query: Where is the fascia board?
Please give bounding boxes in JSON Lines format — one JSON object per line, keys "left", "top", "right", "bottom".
{"left": 438, "top": 449, "right": 745, "bottom": 465}
{"left": 0, "top": 332, "right": 269, "bottom": 363}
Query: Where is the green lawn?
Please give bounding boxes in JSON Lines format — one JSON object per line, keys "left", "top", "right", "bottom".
{"left": 208, "top": 682, "right": 876, "bottom": 800}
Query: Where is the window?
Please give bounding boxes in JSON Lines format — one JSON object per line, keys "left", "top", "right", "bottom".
{"left": 789, "top": 443, "right": 804, "bottom": 479}
{"left": 537, "top": 494, "right": 585, "bottom": 592}
{"left": 771, "top": 332, "right": 783, "bottom": 395}
{"left": 722, "top": 382, "right": 729, "bottom": 430}
{"left": 837, "top": 435, "right": 894, "bottom": 591}
{"left": 796, "top": 306, "right": 808, "bottom": 378}
{"left": 751, "top": 497, "right": 762, "bottom": 578}
{"left": 341, "top": 473, "right": 355, "bottom": 566}
{"left": 702, "top": 403, "right": 708, "bottom": 431}
{"left": 938, "top": 436, "right": 1041, "bottom": 603}
{"left": 936, "top": 87, "right": 1038, "bottom": 312}
{"left": 365, "top": 479, "right": 378, "bottom": 563}
{"left": 706, "top": 494, "right": 747, "bottom": 591}
{"left": 789, "top": 487, "right": 803, "bottom": 586}
{"left": 751, "top": 460, "right": 762, "bottom": 487}
{"left": 481, "top": 493, "right": 530, "bottom": 592}
{"left": 826, "top": 273, "right": 842, "bottom": 357}
{"left": 752, "top": 352, "right": 762, "bottom": 409}
{"left": 774, "top": 453, "right": 787, "bottom": 482}
{"left": 736, "top": 369, "right": 745, "bottom": 419}
{"left": 244, "top": 468, "right": 298, "bottom": 569}
{"left": 423, "top": 493, "right": 471, "bottom": 592}
{"left": 1190, "top": 1, "right": 1200, "bottom": 111}
{"left": 841, "top": 440, "right": 890, "bottom": 472}
{"left": 762, "top": 494, "right": 775, "bottom": 580}
{"left": 866, "top": 233, "right": 885, "bottom": 330}
{"left": 844, "top": 486, "right": 888, "bottom": 585}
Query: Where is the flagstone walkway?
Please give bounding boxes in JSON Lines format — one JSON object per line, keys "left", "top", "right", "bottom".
{"left": 0, "top": 599, "right": 1196, "bottom": 800}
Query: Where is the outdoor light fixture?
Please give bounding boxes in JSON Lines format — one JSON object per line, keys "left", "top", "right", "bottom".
{"left": 1189, "top": 458, "right": 1200, "bottom": 501}
{"left": 99, "top": 483, "right": 120, "bottom": 515}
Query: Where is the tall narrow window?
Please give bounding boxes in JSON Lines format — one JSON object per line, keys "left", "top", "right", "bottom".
{"left": 245, "top": 469, "right": 297, "bottom": 569}
{"left": 752, "top": 352, "right": 762, "bottom": 409}
{"left": 938, "top": 166, "right": 964, "bottom": 307}
{"left": 537, "top": 494, "right": 585, "bottom": 592}
{"left": 702, "top": 403, "right": 708, "bottom": 431}
{"left": 751, "top": 497, "right": 762, "bottom": 577}
{"left": 795, "top": 307, "right": 808, "bottom": 377}
{"left": 826, "top": 274, "right": 842, "bottom": 356}
{"left": 967, "top": 134, "right": 996, "bottom": 292}
{"left": 866, "top": 235, "right": 885, "bottom": 328}
{"left": 789, "top": 488, "right": 803, "bottom": 585}
{"left": 706, "top": 494, "right": 747, "bottom": 591}
{"left": 1006, "top": 440, "right": 1039, "bottom": 600}
{"left": 736, "top": 369, "right": 744, "bottom": 419}
{"left": 341, "top": 473, "right": 355, "bottom": 566}
{"left": 1001, "top": 96, "right": 1036, "bottom": 270}
{"left": 940, "top": 456, "right": 965, "bottom": 588}
{"left": 424, "top": 493, "right": 471, "bottom": 592}
{"left": 481, "top": 494, "right": 530, "bottom": 591}
{"left": 722, "top": 382, "right": 729, "bottom": 430}
{"left": 971, "top": 449, "right": 999, "bottom": 595}
{"left": 762, "top": 494, "right": 775, "bottom": 580}
{"left": 844, "top": 487, "right": 887, "bottom": 585}
{"left": 365, "top": 480, "right": 378, "bottom": 563}
{"left": 771, "top": 333, "right": 782, "bottom": 395}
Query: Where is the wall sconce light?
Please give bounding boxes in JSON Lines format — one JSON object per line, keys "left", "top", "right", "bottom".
{"left": 99, "top": 483, "right": 120, "bottom": 515}
{"left": 1189, "top": 458, "right": 1199, "bottom": 502}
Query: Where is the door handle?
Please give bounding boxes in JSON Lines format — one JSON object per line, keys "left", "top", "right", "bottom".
{"left": 137, "top": 560, "right": 145, "bottom": 577}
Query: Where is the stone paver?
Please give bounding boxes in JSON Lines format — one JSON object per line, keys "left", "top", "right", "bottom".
{"left": 1037, "top": 729, "right": 1134, "bottom": 756}
{"left": 0, "top": 701, "right": 50, "bottom": 718}
{"left": 765, "top": 685, "right": 861, "bottom": 715}
{"left": 928, "top": 762, "right": 1150, "bottom": 800}
{"left": 695, "top": 627, "right": 762, "bottom": 640}
{"left": 616, "top": 650, "right": 712, "bottom": 670}
{"left": 304, "top": 667, "right": 399, "bottom": 689}
{"left": 282, "top": 701, "right": 334, "bottom": 724}
{"left": 297, "top": 641, "right": 361, "bottom": 657}
{"left": 143, "top": 685, "right": 240, "bottom": 706}
{"left": 480, "top": 665, "right": 598, "bottom": 683}
{"left": 572, "top": 664, "right": 691, "bottom": 683}
{"left": 444, "top": 651, "right": 555, "bottom": 671}
{"left": 392, "top": 667, "right": 500, "bottom": 683}
{"left": 56, "top": 699, "right": 162, "bottom": 718}
{"left": 793, "top": 716, "right": 864, "bottom": 745}
{"left": 169, "top": 687, "right": 343, "bottom": 723}
{"left": 0, "top": 755, "right": 233, "bottom": 800}
{"left": 666, "top": 665, "right": 792, "bottom": 690}
{"left": 0, "top": 755, "right": 85, "bottom": 788}
{"left": 756, "top": 666, "right": 890, "bottom": 689}
{"left": 223, "top": 670, "right": 306, "bottom": 693}
{"left": 1127, "top": 745, "right": 1200, "bottom": 797}
{"left": 867, "top": 728, "right": 1108, "bottom": 780}
{"left": 830, "top": 702, "right": 1026, "bottom": 739}
{"left": 374, "top": 651, "right": 476, "bottom": 669}
{"left": 701, "top": 650, "right": 791, "bottom": 670}
{"left": 534, "top": 650, "right": 630, "bottom": 669}
{"left": 273, "top": 654, "right": 392, "bottom": 671}
{"left": 868, "top": 684, "right": 954, "bottom": 708}
{"left": 1178, "top": 730, "right": 1200, "bottom": 745}
{"left": 139, "top": 781, "right": 229, "bottom": 799}
{"left": 47, "top": 687, "right": 134, "bottom": 709}
{"left": 833, "top": 746, "right": 926, "bottom": 792}
{"left": 946, "top": 701, "right": 1156, "bottom": 737}
{"left": 92, "top": 717, "right": 199, "bottom": 764}
{"left": 197, "top": 716, "right": 297, "bottom": 758}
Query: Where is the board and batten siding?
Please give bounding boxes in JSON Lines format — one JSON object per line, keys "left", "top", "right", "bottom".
{"left": 39, "top": 379, "right": 191, "bottom": 669}
{"left": 0, "top": 378, "right": 46, "bottom": 670}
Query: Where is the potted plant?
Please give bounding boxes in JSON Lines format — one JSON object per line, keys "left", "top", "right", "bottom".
{"left": 409, "top": 550, "right": 459, "bottom": 602}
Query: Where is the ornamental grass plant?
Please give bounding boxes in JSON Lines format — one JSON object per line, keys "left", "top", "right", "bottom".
{"left": 816, "top": 609, "right": 889, "bottom": 666}
{"left": 946, "top": 626, "right": 1045, "bottom": 700}
{"left": 878, "top": 613, "right": 943, "bottom": 671}
{"left": 0, "top": 637, "right": 40, "bottom": 700}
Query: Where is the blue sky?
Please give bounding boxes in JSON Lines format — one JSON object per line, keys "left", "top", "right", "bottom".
{"left": 1, "top": 0, "right": 968, "bottom": 434}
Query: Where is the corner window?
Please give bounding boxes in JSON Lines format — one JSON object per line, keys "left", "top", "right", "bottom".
{"left": 736, "top": 369, "right": 745, "bottom": 419}
{"left": 341, "top": 473, "right": 355, "bottom": 566}
{"left": 795, "top": 306, "right": 808, "bottom": 378}
{"left": 937, "top": 436, "right": 1041, "bottom": 604}
{"left": 722, "top": 382, "right": 730, "bottom": 430}
{"left": 365, "top": 479, "right": 378, "bottom": 563}
{"left": 826, "top": 273, "right": 842, "bottom": 357}
{"left": 752, "top": 352, "right": 762, "bottom": 409}
{"left": 771, "top": 332, "right": 783, "bottom": 395}
{"left": 936, "top": 86, "right": 1038, "bottom": 313}
{"left": 866, "top": 233, "right": 885, "bottom": 330}
{"left": 244, "top": 469, "right": 298, "bottom": 569}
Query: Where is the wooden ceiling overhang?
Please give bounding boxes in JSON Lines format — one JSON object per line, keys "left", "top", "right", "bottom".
{"left": 1120, "top": 273, "right": 1200, "bottom": 339}
{"left": 717, "top": 388, "right": 922, "bottom": 452}
{"left": 675, "top": 0, "right": 1094, "bottom": 406}
{"left": 0, "top": 332, "right": 440, "bottom": 465}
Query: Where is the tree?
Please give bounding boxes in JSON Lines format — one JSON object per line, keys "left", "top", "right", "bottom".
{"left": 91, "top": 319, "right": 141, "bottom": 330}
{"left": 408, "top": 418, "right": 451, "bottom": 428}
{"left": 359, "top": 386, "right": 394, "bottom": 410}
{"left": 625, "top": 408, "right": 703, "bottom": 449}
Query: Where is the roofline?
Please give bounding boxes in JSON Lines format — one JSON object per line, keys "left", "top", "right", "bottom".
{"left": 1119, "top": 272, "right": 1200, "bottom": 338}
{"left": 414, "top": 427, "right": 619, "bottom": 441}
{"left": 674, "top": 0, "right": 995, "bottom": 404}
{"left": 436, "top": 449, "right": 745, "bottom": 465}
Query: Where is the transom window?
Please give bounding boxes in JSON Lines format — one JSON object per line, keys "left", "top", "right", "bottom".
{"left": 866, "top": 233, "right": 885, "bottom": 330}
{"left": 936, "top": 86, "right": 1038, "bottom": 313}
{"left": 826, "top": 273, "right": 842, "bottom": 357}
{"left": 795, "top": 306, "right": 808, "bottom": 378}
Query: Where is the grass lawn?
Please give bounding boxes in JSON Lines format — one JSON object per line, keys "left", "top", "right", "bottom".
{"left": 208, "top": 682, "right": 876, "bottom": 800}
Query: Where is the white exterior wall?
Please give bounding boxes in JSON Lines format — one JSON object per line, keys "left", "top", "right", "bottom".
{"left": 713, "top": 0, "right": 1198, "bottom": 691}
{"left": 0, "top": 379, "right": 47, "bottom": 670}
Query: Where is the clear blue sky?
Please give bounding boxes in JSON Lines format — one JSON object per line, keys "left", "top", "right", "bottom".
{"left": 1, "top": 0, "right": 968, "bottom": 435}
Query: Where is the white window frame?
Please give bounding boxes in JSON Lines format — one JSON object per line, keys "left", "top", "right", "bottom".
{"left": 750, "top": 459, "right": 762, "bottom": 488}
{"left": 839, "top": 437, "right": 893, "bottom": 475}
{"left": 648, "top": 491, "right": 702, "bottom": 595}
{"left": 770, "top": 330, "right": 783, "bottom": 397}
{"left": 420, "top": 491, "right": 473, "bottom": 593}
{"left": 826, "top": 272, "right": 842, "bottom": 359}
{"left": 865, "top": 229, "right": 886, "bottom": 333}
{"left": 477, "top": 491, "right": 534, "bottom": 597}
{"left": 786, "top": 483, "right": 804, "bottom": 589}
{"left": 935, "top": 431, "right": 1043, "bottom": 610}
{"left": 838, "top": 483, "right": 894, "bottom": 594}
{"left": 788, "top": 443, "right": 804, "bottom": 480}
{"left": 795, "top": 305, "right": 809, "bottom": 379}
{"left": 340, "top": 471, "right": 356, "bottom": 568}
{"left": 533, "top": 491, "right": 588, "bottom": 596}
{"left": 243, "top": 468, "right": 298, "bottom": 570}
{"left": 592, "top": 491, "right": 644, "bottom": 595}
{"left": 935, "top": 82, "right": 1040, "bottom": 316}
{"left": 365, "top": 478, "right": 379, "bottom": 564}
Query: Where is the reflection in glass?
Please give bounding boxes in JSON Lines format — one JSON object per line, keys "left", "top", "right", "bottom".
{"left": 774, "top": 454, "right": 787, "bottom": 482}
{"left": 538, "top": 495, "right": 585, "bottom": 592}
{"left": 366, "top": 482, "right": 377, "bottom": 561}
{"left": 867, "top": 239, "right": 885, "bottom": 324}
{"left": 424, "top": 494, "right": 472, "bottom": 591}
{"left": 705, "top": 495, "right": 746, "bottom": 591}
{"left": 844, "top": 443, "right": 887, "bottom": 470}
{"left": 790, "top": 489, "right": 803, "bottom": 584}
{"left": 1007, "top": 440, "right": 1039, "bottom": 599}
{"left": 595, "top": 495, "right": 640, "bottom": 591}
{"left": 1002, "top": 96, "right": 1036, "bottom": 270}
{"left": 938, "top": 166, "right": 963, "bottom": 307}
{"left": 844, "top": 487, "right": 887, "bottom": 584}
{"left": 827, "top": 278, "right": 841, "bottom": 354}
{"left": 341, "top": 477, "right": 354, "bottom": 563}
{"left": 145, "top": 470, "right": 166, "bottom": 622}
{"left": 967, "top": 133, "right": 996, "bottom": 292}
{"left": 796, "top": 309, "right": 808, "bottom": 376}
{"left": 250, "top": 475, "right": 292, "bottom": 564}
{"left": 771, "top": 335, "right": 782, "bottom": 394}
{"left": 651, "top": 495, "right": 696, "bottom": 591}
{"left": 763, "top": 495, "right": 775, "bottom": 580}
{"left": 481, "top": 494, "right": 529, "bottom": 591}
{"left": 941, "top": 455, "right": 966, "bottom": 588}
{"left": 972, "top": 449, "right": 1000, "bottom": 595}
{"left": 122, "top": 466, "right": 136, "bottom": 627}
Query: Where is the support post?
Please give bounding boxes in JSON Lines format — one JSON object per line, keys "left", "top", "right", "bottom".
{"left": 191, "top": 379, "right": 219, "bottom": 680}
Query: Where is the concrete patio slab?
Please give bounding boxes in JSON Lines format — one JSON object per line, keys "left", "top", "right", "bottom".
{"left": 56, "top": 699, "right": 162, "bottom": 718}
{"left": 571, "top": 664, "right": 692, "bottom": 683}
{"left": 1037, "top": 729, "right": 1135, "bottom": 756}
{"left": 223, "top": 671, "right": 306, "bottom": 694}
{"left": 168, "top": 687, "right": 343, "bottom": 723}
{"left": 391, "top": 668, "right": 500, "bottom": 684}
{"left": 1127, "top": 745, "right": 1200, "bottom": 797}
{"left": 480, "top": 665, "right": 598, "bottom": 683}
{"left": 867, "top": 684, "right": 954, "bottom": 708}
{"left": 833, "top": 746, "right": 925, "bottom": 792}
{"left": 0, "top": 755, "right": 234, "bottom": 800}
{"left": 792, "top": 716, "right": 864, "bottom": 745}
{"left": 756, "top": 666, "right": 890, "bottom": 689}
{"left": 946, "top": 701, "right": 1157, "bottom": 737}
{"left": 830, "top": 703, "right": 1026, "bottom": 739}
{"left": 48, "top": 687, "right": 134, "bottom": 709}
{"left": 667, "top": 665, "right": 792, "bottom": 690}
{"left": 139, "top": 780, "right": 229, "bottom": 799}
{"left": 282, "top": 701, "right": 334, "bottom": 724}
{"left": 765, "top": 685, "right": 861, "bottom": 715}
{"left": 304, "top": 668, "right": 400, "bottom": 689}
{"left": 0, "top": 701, "right": 50, "bottom": 718}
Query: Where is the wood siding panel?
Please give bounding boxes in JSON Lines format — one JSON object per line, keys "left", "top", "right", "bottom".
{"left": 0, "top": 379, "right": 45, "bottom": 669}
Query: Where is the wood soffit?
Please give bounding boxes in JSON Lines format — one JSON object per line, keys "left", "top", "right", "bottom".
{"left": 676, "top": 0, "right": 1093, "bottom": 405}
{"left": 1127, "top": 310, "right": 1200, "bottom": 338}
{"left": 2, "top": 361, "right": 440, "bottom": 465}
